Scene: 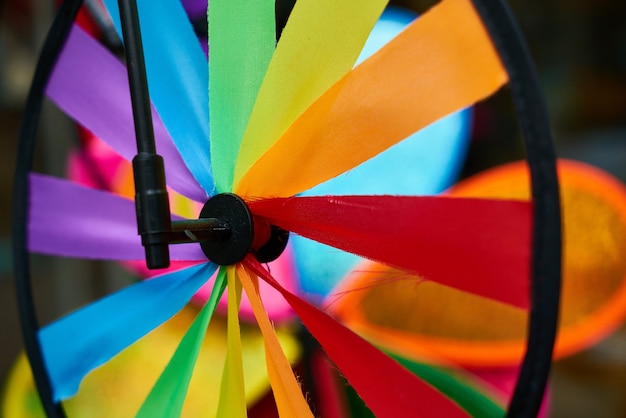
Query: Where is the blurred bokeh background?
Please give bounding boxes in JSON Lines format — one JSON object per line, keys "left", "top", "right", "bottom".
{"left": 1, "top": 0, "right": 626, "bottom": 416}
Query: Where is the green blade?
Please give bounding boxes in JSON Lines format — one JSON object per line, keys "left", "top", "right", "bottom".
{"left": 135, "top": 268, "right": 227, "bottom": 418}
{"left": 209, "top": 0, "right": 275, "bottom": 192}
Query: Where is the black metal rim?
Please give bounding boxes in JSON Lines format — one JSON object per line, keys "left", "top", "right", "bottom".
{"left": 11, "top": 1, "right": 84, "bottom": 416}
{"left": 470, "top": 0, "right": 562, "bottom": 417}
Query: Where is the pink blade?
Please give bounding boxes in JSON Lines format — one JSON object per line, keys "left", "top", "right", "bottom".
{"left": 248, "top": 195, "right": 531, "bottom": 308}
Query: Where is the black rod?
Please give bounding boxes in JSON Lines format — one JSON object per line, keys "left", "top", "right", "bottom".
{"left": 118, "top": 0, "right": 172, "bottom": 269}
{"left": 117, "top": 0, "right": 155, "bottom": 155}
{"left": 12, "top": 0, "right": 85, "bottom": 416}
{"left": 470, "top": 0, "right": 562, "bottom": 417}
{"left": 170, "top": 218, "right": 230, "bottom": 244}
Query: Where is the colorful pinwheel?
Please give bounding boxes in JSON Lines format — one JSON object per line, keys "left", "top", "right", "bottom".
{"left": 17, "top": 0, "right": 557, "bottom": 416}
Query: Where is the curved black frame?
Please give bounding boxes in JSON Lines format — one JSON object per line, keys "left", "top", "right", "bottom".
{"left": 12, "top": 0, "right": 561, "bottom": 417}
{"left": 12, "top": 0, "right": 84, "bottom": 416}
{"left": 470, "top": 1, "right": 562, "bottom": 416}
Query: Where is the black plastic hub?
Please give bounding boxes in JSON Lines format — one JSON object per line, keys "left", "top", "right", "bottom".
{"left": 199, "top": 193, "right": 289, "bottom": 265}
{"left": 255, "top": 224, "right": 290, "bottom": 263}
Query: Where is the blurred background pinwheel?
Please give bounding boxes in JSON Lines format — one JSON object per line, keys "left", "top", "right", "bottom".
{"left": 2, "top": 0, "right": 566, "bottom": 416}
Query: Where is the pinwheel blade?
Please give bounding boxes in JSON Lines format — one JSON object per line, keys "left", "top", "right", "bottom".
{"left": 215, "top": 267, "right": 247, "bottom": 418}
{"left": 39, "top": 262, "right": 218, "bottom": 401}
{"left": 102, "top": 0, "right": 214, "bottom": 195}
{"left": 233, "top": 0, "right": 389, "bottom": 187}
{"left": 238, "top": 265, "right": 313, "bottom": 417}
{"left": 244, "top": 257, "right": 469, "bottom": 418}
{"left": 293, "top": 110, "right": 471, "bottom": 297}
{"left": 136, "top": 269, "right": 227, "bottom": 418}
{"left": 28, "top": 174, "right": 205, "bottom": 261}
{"left": 290, "top": 6, "right": 472, "bottom": 298}
{"left": 209, "top": 0, "right": 275, "bottom": 193}
{"left": 393, "top": 357, "right": 505, "bottom": 417}
{"left": 46, "top": 26, "right": 206, "bottom": 202}
{"left": 248, "top": 195, "right": 531, "bottom": 308}
{"left": 236, "top": 0, "right": 507, "bottom": 198}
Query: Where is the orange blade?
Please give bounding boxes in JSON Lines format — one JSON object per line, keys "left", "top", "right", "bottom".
{"left": 236, "top": 0, "right": 507, "bottom": 198}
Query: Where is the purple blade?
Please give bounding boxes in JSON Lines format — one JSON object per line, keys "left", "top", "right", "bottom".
{"left": 39, "top": 262, "right": 218, "bottom": 401}
{"left": 46, "top": 25, "right": 208, "bottom": 202}
{"left": 181, "top": 0, "right": 207, "bottom": 18}
{"left": 28, "top": 174, "right": 205, "bottom": 261}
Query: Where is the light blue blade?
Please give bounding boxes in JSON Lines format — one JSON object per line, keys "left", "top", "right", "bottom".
{"left": 102, "top": 0, "right": 215, "bottom": 196}
{"left": 39, "top": 262, "right": 218, "bottom": 401}
{"left": 294, "top": 7, "right": 472, "bottom": 297}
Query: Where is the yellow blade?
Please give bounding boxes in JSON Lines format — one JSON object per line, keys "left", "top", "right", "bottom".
{"left": 233, "top": 0, "right": 389, "bottom": 188}
{"left": 236, "top": 0, "right": 507, "bottom": 198}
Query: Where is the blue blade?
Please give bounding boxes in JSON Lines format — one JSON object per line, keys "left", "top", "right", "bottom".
{"left": 39, "top": 262, "right": 218, "bottom": 401}
{"left": 102, "top": 0, "right": 215, "bottom": 195}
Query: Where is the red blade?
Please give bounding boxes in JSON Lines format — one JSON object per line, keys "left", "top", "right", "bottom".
{"left": 244, "top": 257, "right": 469, "bottom": 418}
{"left": 248, "top": 195, "right": 531, "bottom": 308}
